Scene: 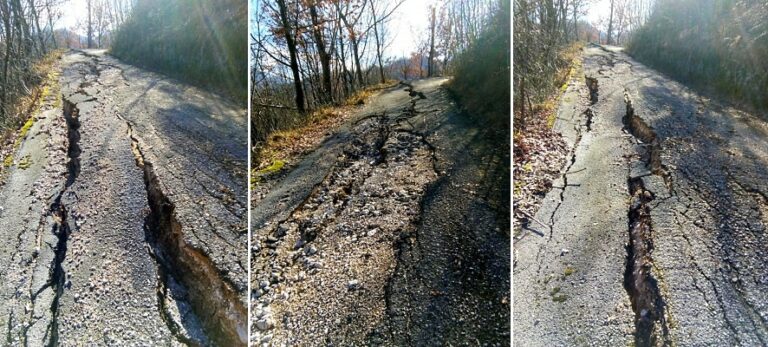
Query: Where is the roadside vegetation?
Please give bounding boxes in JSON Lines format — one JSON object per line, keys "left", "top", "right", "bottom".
{"left": 628, "top": 0, "right": 768, "bottom": 111}
{"left": 252, "top": 84, "right": 388, "bottom": 177}
{"left": 513, "top": 0, "right": 589, "bottom": 234}
{"left": 0, "top": 0, "right": 69, "bottom": 177}
{"left": 252, "top": 0, "right": 506, "bottom": 173}
{"left": 448, "top": 0, "right": 510, "bottom": 128}
{"left": 111, "top": 0, "right": 247, "bottom": 102}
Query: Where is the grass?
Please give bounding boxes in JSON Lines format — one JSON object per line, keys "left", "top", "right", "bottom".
{"left": 532, "top": 42, "right": 584, "bottom": 130}
{"left": 1, "top": 50, "right": 62, "bottom": 173}
{"left": 345, "top": 89, "right": 374, "bottom": 106}
{"left": 564, "top": 266, "right": 576, "bottom": 276}
{"left": 253, "top": 82, "right": 394, "bottom": 177}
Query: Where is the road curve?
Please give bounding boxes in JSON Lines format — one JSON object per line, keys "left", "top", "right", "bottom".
{"left": 251, "top": 78, "right": 510, "bottom": 345}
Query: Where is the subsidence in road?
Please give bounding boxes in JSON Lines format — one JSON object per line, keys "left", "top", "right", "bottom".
{"left": 0, "top": 50, "right": 247, "bottom": 346}
{"left": 515, "top": 45, "right": 768, "bottom": 346}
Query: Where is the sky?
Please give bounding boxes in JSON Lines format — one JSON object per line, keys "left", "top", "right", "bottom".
{"left": 55, "top": 0, "right": 89, "bottom": 32}
{"left": 386, "top": 0, "right": 434, "bottom": 58}
{"left": 250, "top": 0, "right": 435, "bottom": 60}
{"left": 585, "top": 0, "right": 614, "bottom": 28}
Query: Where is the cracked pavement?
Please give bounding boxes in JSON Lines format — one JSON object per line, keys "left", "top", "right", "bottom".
{"left": 251, "top": 78, "right": 510, "bottom": 345}
{"left": 514, "top": 44, "right": 768, "bottom": 346}
{"left": 0, "top": 50, "right": 247, "bottom": 346}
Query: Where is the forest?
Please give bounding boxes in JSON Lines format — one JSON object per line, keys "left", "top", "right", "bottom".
{"left": 1, "top": 0, "right": 50, "bottom": 127}
{"left": 111, "top": 0, "right": 248, "bottom": 102}
{"left": 628, "top": 0, "right": 768, "bottom": 111}
{"left": 251, "top": 0, "right": 509, "bottom": 160}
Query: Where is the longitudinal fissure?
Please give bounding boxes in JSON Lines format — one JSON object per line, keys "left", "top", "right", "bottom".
{"left": 122, "top": 118, "right": 247, "bottom": 346}
{"left": 622, "top": 91, "right": 672, "bottom": 347}
{"left": 47, "top": 98, "right": 83, "bottom": 346}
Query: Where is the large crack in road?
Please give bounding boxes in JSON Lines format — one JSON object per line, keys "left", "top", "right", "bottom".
{"left": 251, "top": 78, "right": 510, "bottom": 345}
{"left": 0, "top": 49, "right": 247, "bottom": 346}
{"left": 621, "top": 91, "right": 672, "bottom": 346}
{"left": 515, "top": 44, "right": 768, "bottom": 346}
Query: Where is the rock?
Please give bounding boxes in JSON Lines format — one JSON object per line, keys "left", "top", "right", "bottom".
{"left": 277, "top": 224, "right": 289, "bottom": 236}
{"left": 347, "top": 280, "right": 360, "bottom": 290}
{"left": 255, "top": 318, "right": 273, "bottom": 331}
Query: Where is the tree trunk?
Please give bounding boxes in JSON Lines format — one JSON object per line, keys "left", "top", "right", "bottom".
{"left": 607, "top": 0, "right": 615, "bottom": 45}
{"left": 276, "top": 0, "right": 305, "bottom": 113}
{"left": 27, "top": 0, "right": 46, "bottom": 54}
{"left": 309, "top": 1, "right": 333, "bottom": 103}
{"left": 338, "top": 23, "right": 351, "bottom": 96}
{"left": 370, "top": 4, "right": 385, "bottom": 84}
{"left": 336, "top": 5, "right": 364, "bottom": 87}
{"left": 87, "top": 0, "right": 94, "bottom": 48}
{"left": 427, "top": 6, "right": 436, "bottom": 77}
{"left": 0, "top": 0, "right": 13, "bottom": 119}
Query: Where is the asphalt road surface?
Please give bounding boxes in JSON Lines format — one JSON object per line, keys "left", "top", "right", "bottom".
{"left": 0, "top": 50, "right": 247, "bottom": 346}
{"left": 251, "top": 79, "right": 510, "bottom": 345}
{"left": 514, "top": 45, "right": 768, "bottom": 346}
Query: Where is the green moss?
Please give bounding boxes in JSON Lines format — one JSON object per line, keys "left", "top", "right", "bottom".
{"left": 251, "top": 159, "right": 286, "bottom": 187}
{"left": 549, "top": 287, "right": 561, "bottom": 296}
{"left": 4, "top": 155, "right": 14, "bottom": 168}
{"left": 13, "top": 116, "right": 37, "bottom": 150}
{"left": 256, "top": 160, "right": 285, "bottom": 176}
{"left": 18, "top": 155, "right": 32, "bottom": 169}
{"left": 552, "top": 293, "right": 568, "bottom": 302}
{"left": 547, "top": 112, "right": 557, "bottom": 129}
{"left": 564, "top": 266, "right": 576, "bottom": 276}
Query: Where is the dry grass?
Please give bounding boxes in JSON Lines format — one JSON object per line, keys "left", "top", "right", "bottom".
{"left": 527, "top": 42, "right": 584, "bottom": 130}
{"left": 513, "top": 42, "right": 583, "bottom": 238}
{"left": 253, "top": 83, "right": 395, "bottom": 182}
{"left": 1, "top": 50, "right": 63, "bottom": 172}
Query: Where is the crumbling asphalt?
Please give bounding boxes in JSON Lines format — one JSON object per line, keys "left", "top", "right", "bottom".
{"left": 514, "top": 44, "right": 768, "bottom": 346}
{"left": 0, "top": 50, "right": 247, "bottom": 346}
{"left": 251, "top": 78, "right": 510, "bottom": 345}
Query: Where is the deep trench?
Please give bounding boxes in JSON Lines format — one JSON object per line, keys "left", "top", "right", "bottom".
{"left": 585, "top": 76, "right": 599, "bottom": 104}
{"left": 47, "top": 99, "right": 82, "bottom": 346}
{"left": 622, "top": 91, "right": 672, "bottom": 347}
{"left": 622, "top": 90, "right": 672, "bottom": 189}
{"left": 123, "top": 120, "right": 247, "bottom": 346}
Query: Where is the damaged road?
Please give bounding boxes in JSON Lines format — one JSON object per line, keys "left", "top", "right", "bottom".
{"left": 251, "top": 78, "right": 510, "bottom": 345}
{"left": 514, "top": 44, "right": 768, "bottom": 346}
{"left": 0, "top": 50, "right": 247, "bottom": 346}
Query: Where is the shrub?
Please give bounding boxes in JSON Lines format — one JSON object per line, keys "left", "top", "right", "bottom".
{"left": 111, "top": 0, "right": 247, "bottom": 103}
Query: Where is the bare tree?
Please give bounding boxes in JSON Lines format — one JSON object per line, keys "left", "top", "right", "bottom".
{"left": 607, "top": 0, "right": 615, "bottom": 44}
{"left": 427, "top": 5, "right": 436, "bottom": 77}
{"left": 276, "top": 0, "right": 306, "bottom": 113}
